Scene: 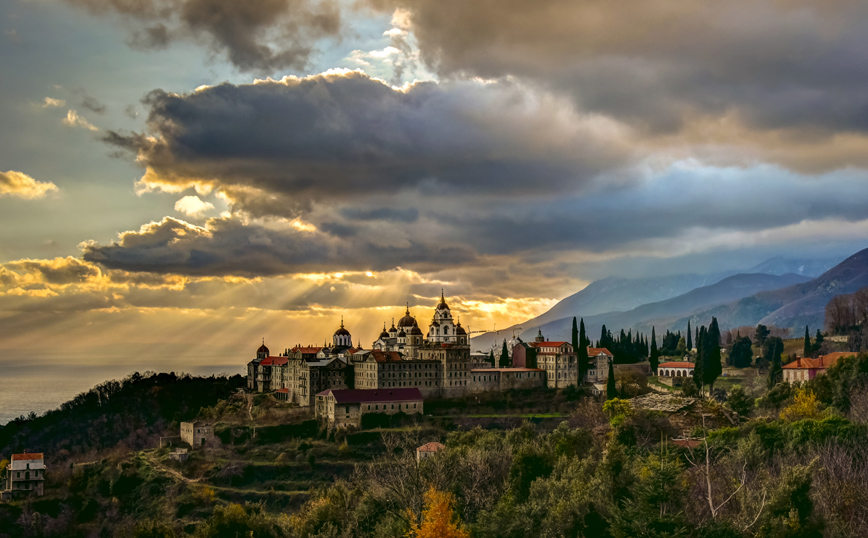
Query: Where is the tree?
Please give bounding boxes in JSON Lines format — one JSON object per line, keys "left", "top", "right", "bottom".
{"left": 694, "top": 327, "right": 705, "bottom": 393}
{"left": 730, "top": 336, "right": 753, "bottom": 368}
{"left": 687, "top": 321, "right": 692, "bottom": 351}
{"left": 676, "top": 337, "right": 687, "bottom": 357}
{"left": 780, "top": 388, "right": 821, "bottom": 421}
{"left": 726, "top": 386, "right": 755, "bottom": 417}
{"left": 606, "top": 360, "right": 617, "bottom": 400}
{"left": 577, "top": 318, "right": 589, "bottom": 383}
{"left": 650, "top": 327, "right": 659, "bottom": 374}
{"left": 765, "top": 337, "right": 784, "bottom": 389}
{"left": 407, "top": 487, "right": 471, "bottom": 538}
{"left": 804, "top": 326, "right": 811, "bottom": 358}
{"left": 812, "top": 329, "right": 825, "bottom": 357}
{"left": 500, "top": 340, "right": 510, "bottom": 368}
{"left": 488, "top": 350, "right": 496, "bottom": 368}
{"left": 754, "top": 324, "right": 770, "bottom": 347}
{"left": 704, "top": 317, "right": 723, "bottom": 392}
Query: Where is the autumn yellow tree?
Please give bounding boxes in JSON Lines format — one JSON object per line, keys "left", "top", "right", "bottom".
{"left": 406, "top": 487, "right": 470, "bottom": 538}
{"left": 780, "top": 387, "right": 821, "bottom": 421}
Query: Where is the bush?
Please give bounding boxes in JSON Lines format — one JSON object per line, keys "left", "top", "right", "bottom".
{"left": 726, "top": 386, "right": 755, "bottom": 417}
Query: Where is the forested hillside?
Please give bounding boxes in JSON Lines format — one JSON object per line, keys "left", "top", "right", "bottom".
{"left": 0, "top": 372, "right": 245, "bottom": 460}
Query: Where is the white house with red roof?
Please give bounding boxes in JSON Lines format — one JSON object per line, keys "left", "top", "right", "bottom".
{"left": 586, "top": 347, "right": 614, "bottom": 384}
{"left": 783, "top": 352, "right": 853, "bottom": 383}
{"left": 657, "top": 361, "right": 696, "bottom": 378}
{"left": 315, "top": 388, "right": 423, "bottom": 428}
{"left": 3, "top": 453, "right": 45, "bottom": 499}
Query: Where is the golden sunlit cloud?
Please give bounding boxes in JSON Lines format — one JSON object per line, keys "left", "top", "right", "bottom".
{"left": 62, "top": 109, "right": 98, "bottom": 131}
{"left": 42, "top": 97, "right": 65, "bottom": 108}
{"left": 174, "top": 195, "right": 215, "bottom": 217}
{"left": 0, "top": 170, "right": 59, "bottom": 199}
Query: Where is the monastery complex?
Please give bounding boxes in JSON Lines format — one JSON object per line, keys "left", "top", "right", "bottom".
{"left": 246, "top": 292, "right": 613, "bottom": 408}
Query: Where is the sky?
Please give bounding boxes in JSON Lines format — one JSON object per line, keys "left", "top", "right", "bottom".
{"left": 2, "top": 0, "right": 868, "bottom": 370}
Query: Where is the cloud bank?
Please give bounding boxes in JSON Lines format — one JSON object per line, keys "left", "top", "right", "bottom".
{"left": 0, "top": 171, "right": 59, "bottom": 199}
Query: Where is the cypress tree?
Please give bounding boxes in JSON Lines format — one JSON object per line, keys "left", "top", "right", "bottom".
{"left": 606, "top": 359, "right": 617, "bottom": 400}
{"left": 705, "top": 317, "right": 722, "bottom": 391}
{"left": 687, "top": 321, "right": 692, "bottom": 351}
{"left": 650, "top": 327, "right": 659, "bottom": 374}
{"left": 693, "top": 326, "right": 705, "bottom": 393}
{"left": 571, "top": 317, "right": 580, "bottom": 373}
{"left": 803, "top": 326, "right": 811, "bottom": 358}
{"left": 578, "top": 318, "right": 589, "bottom": 383}
{"left": 488, "top": 349, "right": 495, "bottom": 368}
{"left": 500, "top": 339, "right": 510, "bottom": 368}
{"left": 767, "top": 342, "right": 783, "bottom": 389}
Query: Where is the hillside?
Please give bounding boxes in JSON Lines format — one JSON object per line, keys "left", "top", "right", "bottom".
{"left": 0, "top": 372, "right": 245, "bottom": 460}
{"left": 471, "top": 272, "right": 731, "bottom": 350}
{"left": 681, "top": 246, "right": 868, "bottom": 331}
{"left": 503, "top": 272, "right": 811, "bottom": 344}
{"left": 471, "top": 255, "right": 841, "bottom": 351}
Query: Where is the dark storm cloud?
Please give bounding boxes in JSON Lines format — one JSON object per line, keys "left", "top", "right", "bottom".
{"left": 370, "top": 0, "right": 868, "bottom": 143}
{"left": 341, "top": 207, "right": 418, "bottom": 223}
{"left": 64, "top": 0, "right": 341, "bottom": 72}
{"left": 81, "top": 216, "right": 476, "bottom": 276}
{"left": 104, "top": 71, "right": 635, "bottom": 215}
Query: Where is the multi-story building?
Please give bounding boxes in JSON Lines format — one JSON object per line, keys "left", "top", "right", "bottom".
{"left": 315, "top": 388, "right": 423, "bottom": 428}
{"left": 782, "top": 352, "right": 853, "bottom": 383}
{"left": 3, "top": 453, "right": 45, "bottom": 499}
{"left": 180, "top": 421, "right": 214, "bottom": 448}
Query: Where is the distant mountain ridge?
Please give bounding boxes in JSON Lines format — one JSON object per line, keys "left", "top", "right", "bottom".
{"left": 681, "top": 247, "right": 868, "bottom": 333}
{"left": 519, "top": 272, "right": 812, "bottom": 344}
{"left": 470, "top": 253, "right": 848, "bottom": 351}
{"left": 470, "top": 272, "right": 732, "bottom": 350}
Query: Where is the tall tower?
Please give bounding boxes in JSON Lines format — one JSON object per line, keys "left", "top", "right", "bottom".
{"left": 429, "top": 289, "right": 456, "bottom": 344}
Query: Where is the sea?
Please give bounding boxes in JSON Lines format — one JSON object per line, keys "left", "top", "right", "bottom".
{"left": 0, "top": 362, "right": 244, "bottom": 426}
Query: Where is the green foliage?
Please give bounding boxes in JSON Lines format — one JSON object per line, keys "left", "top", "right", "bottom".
{"left": 606, "top": 361, "right": 617, "bottom": 400}
{"left": 729, "top": 336, "right": 753, "bottom": 368}
{"left": 0, "top": 372, "right": 245, "bottom": 457}
{"left": 508, "top": 447, "right": 553, "bottom": 502}
{"left": 650, "top": 327, "right": 659, "bottom": 373}
{"left": 577, "top": 318, "right": 590, "bottom": 381}
{"left": 193, "top": 503, "right": 283, "bottom": 538}
{"left": 812, "top": 352, "right": 868, "bottom": 413}
{"left": 804, "top": 326, "right": 812, "bottom": 359}
{"left": 764, "top": 337, "right": 785, "bottom": 388}
{"left": 726, "top": 386, "right": 755, "bottom": 417}
{"left": 755, "top": 324, "right": 771, "bottom": 347}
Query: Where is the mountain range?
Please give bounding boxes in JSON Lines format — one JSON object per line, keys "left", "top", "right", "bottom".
{"left": 471, "top": 253, "right": 855, "bottom": 350}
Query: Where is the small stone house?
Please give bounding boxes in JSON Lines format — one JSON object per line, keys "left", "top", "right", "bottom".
{"left": 416, "top": 442, "right": 445, "bottom": 462}
{"left": 783, "top": 352, "right": 853, "bottom": 383}
{"left": 180, "top": 421, "right": 214, "bottom": 448}
{"left": 3, "top": 453, "right": 45, "bottom": 499}
{"left": 315, "top": 388, "right": 423, "bottom": 428}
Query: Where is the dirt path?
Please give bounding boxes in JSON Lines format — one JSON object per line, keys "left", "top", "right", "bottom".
{"left": 144, "top": 453, "right": 200, "bottom": 483}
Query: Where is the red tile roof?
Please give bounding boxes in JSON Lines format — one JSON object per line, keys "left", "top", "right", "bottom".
{"left": 534, "top": 341, "right": 569, "bottom": 347}
{"left": 316, "top": 388, "right": 423, "bottom": 404}
{"left": 658, "top": 361, "right": 695, "bottom": 368}
{"left": 369, "top": 350, "right": 404, "bottom": 363}
{"left": 276, "top": 388, "right": 289, "bottom": 393}
{"left": 783, "top": 352, "right": 854, "bottom": 370}
{"left": 588, "top": 347, "right": 613, "bottom": 357}
{"left": 259, "top": 356, "right": 287, "bottom": 366}
{"left": 471, "top": 368, "right": 544, "bottom": 373}
{"left": 292, "top": 346, "right": 324, "bottom": 354}
{"left": 11, "top": 453, "right": 43, "bottom": 461}
{"left": 417, "top": 442, "right": 445, "bottom": 452}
